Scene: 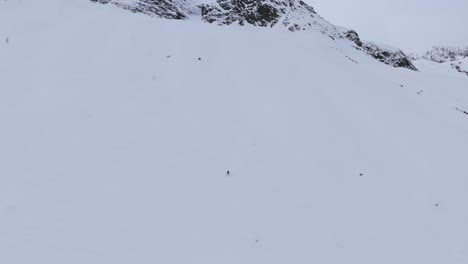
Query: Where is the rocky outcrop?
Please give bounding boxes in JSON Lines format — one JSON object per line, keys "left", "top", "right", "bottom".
{"left": 342, "top": 30, "right": 416, "bottom": 70}
{"left": 411, "top": 46, "right": 468, "bottom": 77}
{"left": 343, "top": 30, "right": 362, "bottom": 47}
{"left": 361, "top": 42, "right": 418, "bottom": 71}
{"left": 92, "top": 0, "right": 199, "bottom": 19}
{"left": 200, "top": 0, "right": 348, "bottom": 39}
{"left": 421, "top": 46, "right": 468, "bottom": 63}
{"left": 200, "top": 0, "right": 319, "bottom": 31}
{"left": 451, "top": 59, "right": 468, "bottom": 77}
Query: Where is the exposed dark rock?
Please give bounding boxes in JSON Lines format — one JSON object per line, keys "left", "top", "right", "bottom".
{"left": 421, "top": 46, "right": 468, "bottom": 63}
{"left": 91, "top": 0, "right": 199, "bottom": 19}
{"left": 362, "top": 42, "right": 417, "bottom": 71}
{"left": 456, "top": 108, "right": 468, "bottom": 115}
{"left": 201, "top": 0, "right": 317, "bottom": 29}
{"left": 343, "top": 32, "right": 417, "bottom": 71}
{"left": 344, "top": 30, "right": 362, "bottom": 47}
{"left": 452, "top": 63, "right": 468, "bottom": 76}
{"left": 90, "top": 0, "right": 111, "bottom": 3}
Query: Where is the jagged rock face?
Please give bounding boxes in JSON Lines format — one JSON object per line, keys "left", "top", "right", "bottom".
{"left": 342, "top": 31, "right": 417, "bottom": 71}
{"left": 92, "top": 0, "right": 199, "bottom": 19}
{"left": 201, "top": 0, "right": 345, "bottom": 35}
{"left": 421, "top": 46, "right": 468, "bottom": 63}
{"left": 361, "top": 42, "right": 418, "bottom": 71}
{"left": 343, "top": 30, "right": 362, "bottom": 47}
{"left": 201, "top": 0, "right": 283, "bottom": 27}
{"left": 201, "top": 0, "right": 318, "bottom": 31}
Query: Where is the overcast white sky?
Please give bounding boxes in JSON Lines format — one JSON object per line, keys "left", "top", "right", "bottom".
{"left": 306, "top": 0, "right": 468, "bottom": 52}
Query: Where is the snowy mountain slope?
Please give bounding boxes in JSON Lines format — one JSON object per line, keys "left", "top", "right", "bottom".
{"left": 91, "top": 0, "right": 417, "bottom": 71}
{"left": 361, "top": 41, "right": 417, "bottom": 71}
{"left": 451, "top": 57, "right": 468, "bottom": 76}
{"left": 412, "top": 46, "right": 468, "bottom": 78}
{"left": 419, "top": 46, "right": 468, "bottom": 63}
{"left": 92, "top": 0, "right": 200, "bottom": 19}
{"left": 1, "top": 0, "right": 468, "bottom": 263}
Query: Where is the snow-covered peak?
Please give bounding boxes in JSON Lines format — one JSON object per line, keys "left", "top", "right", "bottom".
{"left": 411, "top": 46, "right": 468, "bottom": 77}
{"left": 421, "top": 46, "right": 468, "bottom": 63}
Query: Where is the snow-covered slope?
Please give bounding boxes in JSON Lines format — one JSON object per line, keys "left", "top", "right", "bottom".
{"left": 92, "top": 0, "right": 417, "bottom": 71}
{"left": 412, "top": 46, "right": 468, "bottom": 78}
{"left": 451, "top": 57, "right": 468, "bottom": 76}
{"left": 1, "top": 0, "right": 468, "bottom": 263}
{"left": 419, "top": 46, "right": 468, "bottom": 63}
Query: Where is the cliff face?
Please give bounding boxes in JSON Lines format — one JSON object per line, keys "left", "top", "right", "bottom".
{"left": 361, "top": 42, "right": 418, "bottom": 71}
{"left": 201, "top": 0, "right": 318, "bottom": 30}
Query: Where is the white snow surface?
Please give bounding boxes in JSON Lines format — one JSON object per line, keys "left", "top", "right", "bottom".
{"left": 1, "top": 0, "right": 468, "bottom": 263}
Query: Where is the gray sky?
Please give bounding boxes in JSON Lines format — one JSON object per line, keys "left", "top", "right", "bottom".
{"left": 306, "top": 0, "right": 468, "bottom": 52}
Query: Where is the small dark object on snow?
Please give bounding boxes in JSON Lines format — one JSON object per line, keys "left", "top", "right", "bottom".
{"left": 198, "top": 57, "right": 202, "bottom": 61}
{"left": 226, "top": 170, "right": 230, "bottom": 176}
{"left": 417, "top": 90, "right": 424, "bottom": 95}
{"left": 166, "top": 55, "right": 171, "bottom": 58}
{"left": 5, "top": 38, "right": 9, "bottom": 44}
{"left": 435, "top": 203, "right": 439, "bottom": 207}
{"left": 359, "top": 173, "right": 363, "bottom": 177}
{"left": 400, "top": 84, "right": 404, "bottom": 87}
{"left": 456, "top": 107, "right": 468, "bottom": 115}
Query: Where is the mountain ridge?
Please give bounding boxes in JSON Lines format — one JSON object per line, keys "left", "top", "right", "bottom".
{"left": 91, "top": 0, "right": 417, "bottom": 71}
{"left": 411, "top": 46, "right": 468, "bottom": 77}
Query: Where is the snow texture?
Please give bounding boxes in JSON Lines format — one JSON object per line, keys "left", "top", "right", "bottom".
{"left": 1, "top": 0, "right": 468, "bottom": 263}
